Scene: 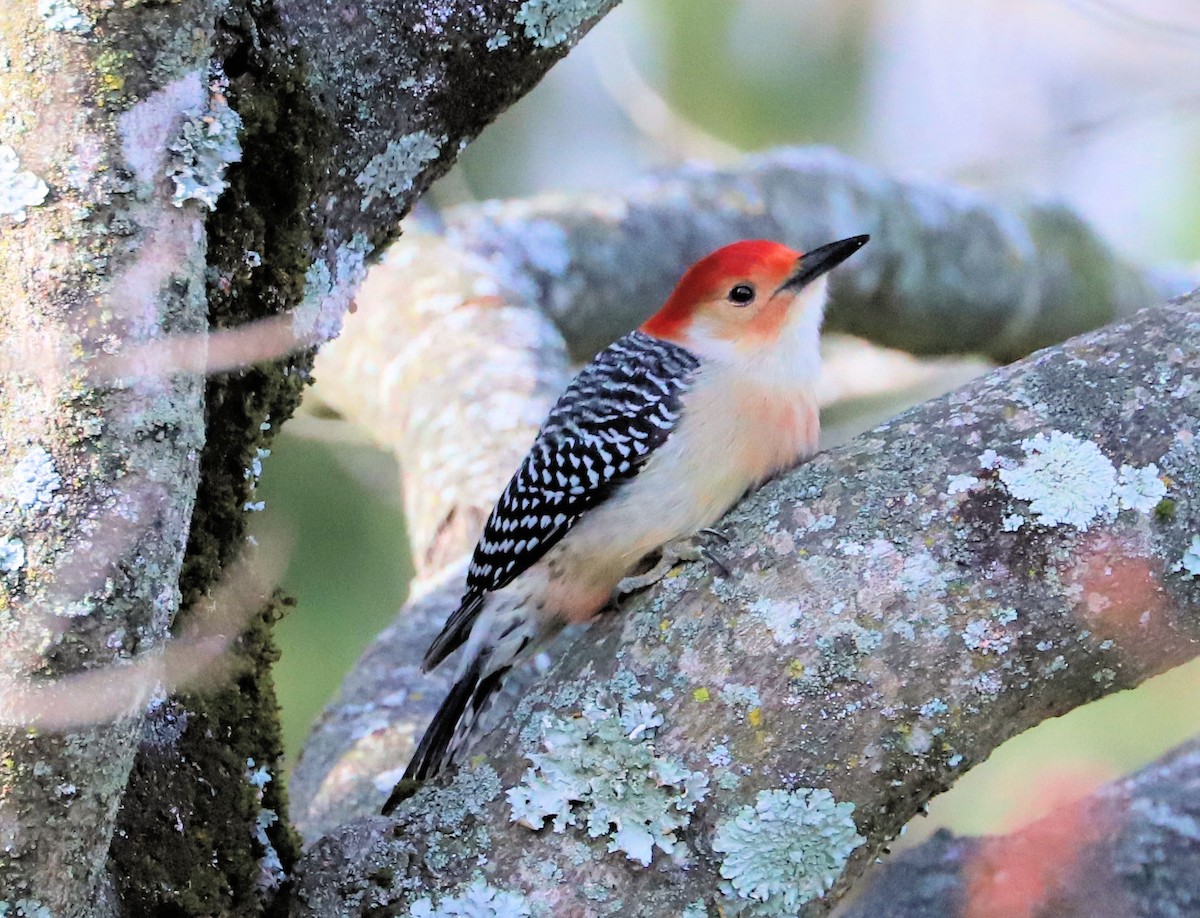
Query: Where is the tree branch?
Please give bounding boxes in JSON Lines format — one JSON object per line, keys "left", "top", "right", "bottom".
{"left": 293, "top": 147, "right": 1180, "bottom": 840}
{"left": 290, "top": 283, "right": 1200, "bottom": 913}
{"left": 293, "top": 214, "right": 989, "bottom": 841}
{"left": 839, "top": 737, "right": 1200, "bottom": 917}
{"left": 0, "top": 4, "right": 215, "bottom": 909}
{"left": 437, "top": 147, "right": 1188, "bottom": 363}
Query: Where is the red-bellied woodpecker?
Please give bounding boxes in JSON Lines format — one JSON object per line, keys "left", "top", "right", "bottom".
{"left": 385, "top": 235, "right": 868, "bottom": 805}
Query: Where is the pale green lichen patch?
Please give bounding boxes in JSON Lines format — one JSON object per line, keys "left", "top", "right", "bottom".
{"left": 408, "top": 879, "right": 532, "bottom": 918}
{"left": 292, "top": 234, "right": 373, "bottom": 343}
{"left": 119, "top": 72, "right": 206, "bottom": 192}
{"left": 395, "top": 765, "right": 502, "bottom": 873}
{"left": 7, "top": 447, "right": 61, "bottom": 511}
{"left": 514, "top": 0, "right": 608, "bottom": 48}
{"left": 166, "top": 75, "right": 243, "bottom": 210}
{"left": 719, "top": 683, "right": 762, "bottom": 712}
{"left": 1174, "top": 534, "right": 1200, "bottom": 579}
{"left": 976, "top": 431, "right": 1167, "bottom": 529}
{"left": 0, "top": 900, "right": 53, "bottom": 918}
{"left": 373, "top": 763, "right": 502, "bottom": 883}
{"left": 0, "top": 146, "right": 49, "bottom": 222}
{"left": 356, "top": 132, "right": 445, "bottom": 212}
{"left": 0, "top": 536, "right": 25, "bottom": 575}
{"left": 790, "top": 620, "right": 882, "bottom": 696}
{"left": 712, "top": 788, "right": 864, "bottom": 916}
{"left": 507, "top": 694, "right": 709, "bottom": 865}
{"left": 246, "top": 758, "right": 285, "bottom": 893}
{"left": 38, "top": 0, "right": 90, "bottom": 33}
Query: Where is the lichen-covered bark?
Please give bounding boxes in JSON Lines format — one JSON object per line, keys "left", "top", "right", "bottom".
{"left": 438, "top": 147, "right": 1181, "bottom": 363}
{"left": 0, "top": 0, "right": 624, "bottom": 913}
{"left": 0, "top": 2, "right": 215, "bottom": 911}
{"left": 289, "top": 301, "right": 1200, "bottom": 915}
{"left": 841, "top": 738, "right": 1200, "bottom": 918}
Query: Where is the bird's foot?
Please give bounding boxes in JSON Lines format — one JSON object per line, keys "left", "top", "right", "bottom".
{"left": 615, "top": 531, "right": 731, "bottom": 596}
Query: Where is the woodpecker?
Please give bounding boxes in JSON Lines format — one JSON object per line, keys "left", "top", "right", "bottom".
{"left": 384, "top": 235, "right": 868, "bottom": 807}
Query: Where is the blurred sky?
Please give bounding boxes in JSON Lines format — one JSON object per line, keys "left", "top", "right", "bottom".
{"left": 269, "top": 0, "right": 1200, "bottom": 844}
{"left": 441, "top": 0, "right": 1200, "bottom": 263}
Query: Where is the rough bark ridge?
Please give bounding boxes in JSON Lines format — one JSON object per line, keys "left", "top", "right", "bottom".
{"left": 0, "top": 0, "right": 621, "bottom": 914}
{"left": 293, "top": 242, "right": 1200, "bottom": 918}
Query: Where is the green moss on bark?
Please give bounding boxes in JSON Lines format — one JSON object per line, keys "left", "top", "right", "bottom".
{"left": 109, "top": 6, "right": 335, "bottom": 914}
{"left": 109, "top": 596, "right": 297, "bottom": 916}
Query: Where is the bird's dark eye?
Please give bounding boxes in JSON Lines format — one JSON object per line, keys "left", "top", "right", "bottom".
{"left": 728, "top": 284, "right": 755, "bottom": 306}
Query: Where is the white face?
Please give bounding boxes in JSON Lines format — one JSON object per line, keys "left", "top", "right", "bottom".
{"left": 682, "top": 275, "right": 828, "bottom": 387}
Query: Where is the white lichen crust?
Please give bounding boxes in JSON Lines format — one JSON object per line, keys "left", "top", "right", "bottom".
{"left": 7, "top": 447, "right": 61, "bottom": 511}
{"left": 37, "top": 0, "right": 90, "bottom": 33}
{"left": 0, "top": 146, "right": 49, "bottom": 223}
{"left": 1175, "top": 534, "right": 1200, "bottom": 579}
{"left": 985, "top": 430, "right": 1166, "bottom": 529}
{"left": 506, "top": 695, "right": 709, "bottom": 866}
{"left": 166, "top": 77, "right": 244, "bottom": 211}
{"left": 409, "top": 879, "right": 532, "bottom": 918}
{"left": 0, "top": 536, "right": 25, "bottom": 575}
{"left": 712, "top": 788, "right": 864, "bottom": 916}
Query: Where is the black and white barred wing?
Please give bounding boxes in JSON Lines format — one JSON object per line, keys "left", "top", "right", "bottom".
{"left": 422, "top": 331, "right": 700, "bottom": 671}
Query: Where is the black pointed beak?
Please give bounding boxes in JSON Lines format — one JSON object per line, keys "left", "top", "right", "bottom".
{"left": 777, "top": 234, "right": 869, "bottom": 294}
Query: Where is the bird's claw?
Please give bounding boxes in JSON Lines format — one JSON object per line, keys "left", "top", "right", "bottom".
{"left": 616, "top": 532, "right": 731, "bottom": 596}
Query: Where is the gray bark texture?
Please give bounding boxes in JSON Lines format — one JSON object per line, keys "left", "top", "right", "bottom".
{"left": 0, "top": 0, "right": 620, "bottom": 914}
{"left": 839, "top": 737, "right": 1200, "bottom": 918}
{"left": 289, "top": 200, "right": 1200, "bottom": 916}
{"left": 0, "top": 2, "right": 214, "bottom": 911}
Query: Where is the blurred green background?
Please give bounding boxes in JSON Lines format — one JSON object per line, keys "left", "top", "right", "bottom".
{"left": 261, "top": 0, "right": 1200, "bottom": 845}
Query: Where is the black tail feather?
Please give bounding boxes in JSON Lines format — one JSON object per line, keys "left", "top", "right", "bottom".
{"left": 403, "top": 663, "right": 480, "bottom": 780}
{"left": 383, "top": 633, "right": 533, "bottom": 814}
{"left": 382, "top": 655, "right": 486, "bottom": 814}
{"left": 422, "top": 591, "right": 484, "bottom": 673}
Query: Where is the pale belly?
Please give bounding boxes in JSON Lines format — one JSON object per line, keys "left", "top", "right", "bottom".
{"left": 518, "top": 376, "right": 819, "bottom": 625}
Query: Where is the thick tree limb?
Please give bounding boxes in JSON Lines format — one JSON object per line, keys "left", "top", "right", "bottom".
{"left": 437, "top": 147, "right": 1186, "bottom": 362}
{"left": 0, "top": 0, "right": 623, "bottom": 912}
{"left": 839, "top": 738, "right": 1200, "bottom": 918}
{"left": 290, "top": 294, "right": 1200, "bottom": 914}
{"left": 0, "top": 5, "right": 214, "bottom": 910}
